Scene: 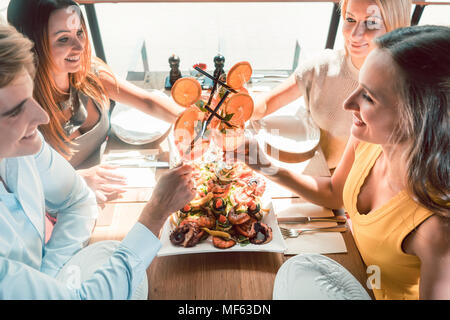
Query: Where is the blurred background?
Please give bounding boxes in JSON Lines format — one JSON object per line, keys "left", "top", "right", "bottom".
{"left": 1, "top": 0, "right": 449, "bottom": 78}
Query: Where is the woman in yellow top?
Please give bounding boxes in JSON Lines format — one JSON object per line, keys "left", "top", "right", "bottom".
{"left": 237, "top": 25, "right": 449, "bottom": 299}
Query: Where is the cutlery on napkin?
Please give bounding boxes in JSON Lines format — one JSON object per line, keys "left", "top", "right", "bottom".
{"left": 277, "top": 215, "right": 346, "bottom": 224}
{"left": 272, "top": 198, "right": 348, "bottom": 254}
{"left": 104, "top": 159, "right": 169, "bottom": 168}
{"left": 104, "top": 151, "right": 156, "bottom": 161}
{"left": 102, "top": 149, "right": 167, "bottom": 168}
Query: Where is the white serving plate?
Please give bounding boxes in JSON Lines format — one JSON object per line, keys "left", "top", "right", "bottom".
{"left": 110, "top": 90, "right": 171, "bottom": 145}
{"left": 255, "top": 115, "right": 320, "bottom": 154}
{"left": 157, "top": 196, "right": 287, "bottom": 256}
{"left": 273, "top": 253, "right": 371, "bottom": 300}
{"left": 251, "top": 98, "right": 320, "bottom": 156}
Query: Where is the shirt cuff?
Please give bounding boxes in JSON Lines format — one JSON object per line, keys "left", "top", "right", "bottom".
{"left": 120, "top": 222, "right": 162, "bottom": 268}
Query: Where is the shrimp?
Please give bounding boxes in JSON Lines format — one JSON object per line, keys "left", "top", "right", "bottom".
{"left": 212, "top": 236, "right": 236, "bottom": 249}
{"left": 228, "top": 208, "right": 251, "bottom": 225}
{"left": 207, "top": 178, "right": 216, "bottom": 191}
{"left": 181, "top": 213, "right": 216, "bottom": 229}
{"left": 237, "top": 167, "right": 253, "bottom": 179}
{"left": 182, "top": 208, "right": 216, "bottom": 227}
{"left": 211, "top": 183, "right": 231, "bottom": 198}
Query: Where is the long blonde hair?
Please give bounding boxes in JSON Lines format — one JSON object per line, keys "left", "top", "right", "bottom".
{"left": 340, "top": 0, "right": 412, "bottom": 33}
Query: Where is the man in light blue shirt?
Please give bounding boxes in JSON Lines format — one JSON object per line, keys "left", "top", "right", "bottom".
{"left": 0, "top": 23, "right": 195, "bottom": 299}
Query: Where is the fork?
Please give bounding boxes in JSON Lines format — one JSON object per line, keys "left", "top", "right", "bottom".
{"left": 279, "top": 225, "right": 348, "bottom": 238}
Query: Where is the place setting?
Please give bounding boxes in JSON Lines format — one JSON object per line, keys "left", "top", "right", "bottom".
{"left": 273, "top": 198, "right": 348, "bottom": 255}
{"left": 95, "top": 149, "right": 162, "bottom": 226}
{"left": 271, "top": 201, "right": 370, "bottom": 300}
{"left": 269, "top": 197, "right": 371, "bottom": 300}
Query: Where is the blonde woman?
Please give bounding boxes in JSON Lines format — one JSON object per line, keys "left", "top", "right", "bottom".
{"left": 252, "top": 0, "right": 411, "bottom": 169}
{"left": 0, "top": 23, "right": 195, "bottom": 298}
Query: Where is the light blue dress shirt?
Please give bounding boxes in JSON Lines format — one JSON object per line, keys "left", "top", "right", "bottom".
{"left": 0, "top": 135, "right": 161, "bottom": 299}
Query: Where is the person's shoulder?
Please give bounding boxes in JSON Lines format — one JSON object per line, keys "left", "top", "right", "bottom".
{"left": 90, "top": 57, "right": 117, "bottom": 93}
{"left": 412, "top": 214, "right": 450, "bottom": 258}
{"left": 90, "top": 57, "right": 114, "bottom": 78}
{"left": 318, "top": 48, "right": 345, "bottom": 61}
{"left": 295, "top": 49, "right": 345, "bottom": 76}
{"left": 307, "top": 48, "right": 345, "bottom": 67}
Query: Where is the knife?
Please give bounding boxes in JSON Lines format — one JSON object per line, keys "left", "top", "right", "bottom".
{"left": 252, "top": 73, "right": 289, "bottom": 79}
{"left": 104, "top": 152, "right": 156, "bottom": 160}
{"left": 105, "top": 160, "right": 169, "bottom": 168}
{"left": 277, "top": 215, "right": 347, "bottom": 224}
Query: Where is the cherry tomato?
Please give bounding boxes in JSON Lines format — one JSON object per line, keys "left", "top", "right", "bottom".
{"left": 218, "top": 214, "right": 227, "bottom": 224}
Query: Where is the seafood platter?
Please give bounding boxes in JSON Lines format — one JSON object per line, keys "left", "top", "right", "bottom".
{"left": 157, "top": 62, "right": 286, "bottom": 256}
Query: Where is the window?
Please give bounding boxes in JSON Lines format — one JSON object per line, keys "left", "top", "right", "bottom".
{"left": 84, "top": 2, "right": 335, "bottom": 76}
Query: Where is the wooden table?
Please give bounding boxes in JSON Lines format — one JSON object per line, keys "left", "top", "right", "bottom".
{"left": 90, "top": 131, "right": 374, "bottom": 300}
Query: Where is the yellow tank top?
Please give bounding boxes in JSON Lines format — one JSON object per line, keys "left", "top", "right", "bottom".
{"left": 343, "top": 142, "right": 433, "bottom": 300}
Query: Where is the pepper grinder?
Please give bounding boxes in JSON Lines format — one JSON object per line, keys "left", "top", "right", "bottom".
{"left": 213, "top": 54, "right": 225, "bottom": 80}
{"left": 169, "top": 54, "right": 182, "bottom": 86}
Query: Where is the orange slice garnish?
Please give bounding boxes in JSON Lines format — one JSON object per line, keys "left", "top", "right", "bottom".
{"left": 226, "top": 61, "right": 252, "bottom": 90}
{"left": 236, "top": 87, "right": 249, "bottom": 95}
{"left": 174, "top": 106, "right": 201, "bottom": 144}
{"left": 171, "top": 77, "right": 202, "bottom": 107}
{"left": 173, "top": 106, "right": 209, "bottom": 160}
{"left": 225, "top": 93, "right": 254, "bottom": 124}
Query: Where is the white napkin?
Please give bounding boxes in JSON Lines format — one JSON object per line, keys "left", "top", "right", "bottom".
{"left": 272, "top": 198, "right": 347, "bottom": 255}
{"left": 113, "top": 167, "right": 156, "bottom": 188}
{"left": 102, "top": 150, "right": 159, "bottom": 188}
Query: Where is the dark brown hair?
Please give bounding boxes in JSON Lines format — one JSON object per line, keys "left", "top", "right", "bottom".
{"left": 375, "top": 25, "right": 450, "bottom": 217}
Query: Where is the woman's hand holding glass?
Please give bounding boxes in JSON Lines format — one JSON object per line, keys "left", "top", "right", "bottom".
{"left": 228, "top": 132, "right": 278, "bottom": 176}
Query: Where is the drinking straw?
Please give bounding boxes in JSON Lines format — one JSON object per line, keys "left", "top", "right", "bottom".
{"left": 199, "top": 69, "right": 234, "bottom": 128}
{"left": 201, "top": 75, "right": 233, "bottom": 128}
{"left": 186, "top": 90, "right": 230, "bottom": 155}
{"left": 203, "top": 105, "right": 234, "bottom": 128}
{"left": 194, "top": 66, "right": 237, "bottom": 94}
{"left": 201, "top": 90, "right": 230, "bottom": 137}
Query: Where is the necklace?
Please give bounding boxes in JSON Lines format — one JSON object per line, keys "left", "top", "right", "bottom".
{"left": 60, "top": 89, "right": 74, "bottom": 113}
{"left": 60, "top": 86, "right": 88, "bottom": 137}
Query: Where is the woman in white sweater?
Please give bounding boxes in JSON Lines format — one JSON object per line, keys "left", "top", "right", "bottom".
{"left": 252, "top": 0, "right": 412, "bottom": 168}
